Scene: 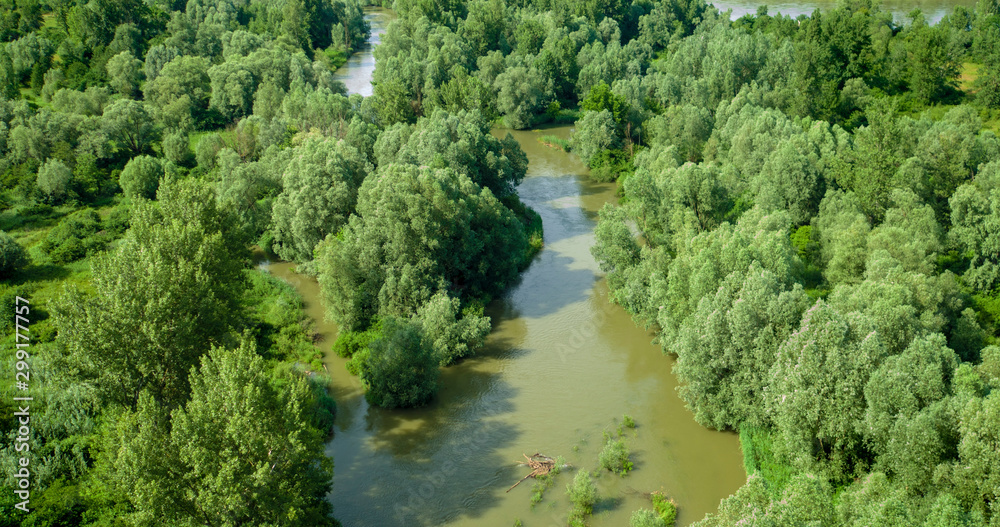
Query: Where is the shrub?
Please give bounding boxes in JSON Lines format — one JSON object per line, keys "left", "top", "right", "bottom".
{"left": 630, "top": 509, "right": 666, "bottom": 527}
{"left": 566, "top": 470, "right": 596, "bottom": 518}
{"left": 41, "top": 209, "right": 105, "bottom": 264}
{"left": 332, "top": 322, "right": 382, "bottom": 358}
{"left": 0, "top": 231, "right": 29, "bottom": 277}
{"left": 650, "top": 492, "right": 677, "bottom": 526}
{"left": 104, "top": 205, "right": 131, "bottom": 236}
{"left": 623, "top": 414, "right": 636, "bottom": 429}
{"left": 599, "top": 438, "right": 633, "bottom": 476}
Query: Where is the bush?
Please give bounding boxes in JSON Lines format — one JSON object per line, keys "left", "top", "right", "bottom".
{"left": 333, "top": 323, "right": 382, "bottom": 358}
{"left": 41, "top": 209, "right": 105, "bottom": 264}
{"left": 650, "top": 492, "right": 677, "bottom": 526}
{"left": 630, "top": 509, "right": 666, "bottom": 527}
{"left": 623, "top": 414, "right": 636, "bottom": 429}
{"left": 0, "top": 231, "right": 29, "bottom": 277}
{"left": 104, "top": 205, "right": 131, "bottom": 236}
{"left": 360, "top": 317, "right": 438, "bottom": 408}
{"left": 566, "top": 470, "right": 596, "bottom": 518}
{"left": 599, "top": 438, "right": 633, "bottom": 476}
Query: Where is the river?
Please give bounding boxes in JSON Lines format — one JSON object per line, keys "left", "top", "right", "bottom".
{"left": 263, "top": 122, "right": 747, "bottom": 526}
{"left": 264, "top": 4, "right": 974, "bottom": 526}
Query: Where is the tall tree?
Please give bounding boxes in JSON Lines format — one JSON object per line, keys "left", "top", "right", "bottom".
{"left": 55, "top": 180, "right": 248, "bottom": 408}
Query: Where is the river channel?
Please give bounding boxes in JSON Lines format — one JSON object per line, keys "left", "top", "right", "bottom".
{"left": 261, "top": 4, "right": 975, "bottom": 525}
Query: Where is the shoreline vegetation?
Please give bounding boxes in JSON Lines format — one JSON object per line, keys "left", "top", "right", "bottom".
{"left": 1, "top": 0, "right": 999, "bottom": 525}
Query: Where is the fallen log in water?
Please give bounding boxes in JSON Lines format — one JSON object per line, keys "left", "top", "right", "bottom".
{"left": 506, "top": 453, "right": 563, "bottom": 492}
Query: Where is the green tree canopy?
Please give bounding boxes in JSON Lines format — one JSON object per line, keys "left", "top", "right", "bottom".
{"left": 270, "top": 137, "right": 370, "bottom": 262}
{"left": 96, "top": 342, "right": 335, "bottom": 526}
{"left": 317, "top": 164, "right": 527, "bottom": 331}
{"left": 54, "top": 179, "right": 248, "bottom": 408}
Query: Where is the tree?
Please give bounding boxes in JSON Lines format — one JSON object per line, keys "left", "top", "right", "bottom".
{"left": 372, "top": 109, "right": 527, "bottom": 197}
{"left": 118, "top": 155, "right": 163, "bottom": 200}
{"left": 572, "top": 109, "right": 620, "bottom": 165}
{"left": 161, "top": 129, "right": 191, "bottom": 166}
{"left": 96, "top": 342, "right": 336, "bottom": 526}
{"left": 867, "top": 188, "right": 942, "bottom": 275}
{"left": 951, "top": 392, "right": 1000, "bottom": 519}
{"left": 270, "top": 137, "right": 369, "bottom": 262}
{"left": 674, "top": 264, "right": 810, "bottom": 430}
{"left": 0, "top": 231, "right": 28, "bottom": 277}
{"left": 36, "top": 158, "right": 73, "bottom": 203}
{"left": 767, "top": 301, "right": 886, "bottom": 472}
{"left": 142, "top": 55, "right": 211, "bottom": 126}
{"left": 413, "top": 290, "right": 491, "bottom": 365}
{"left": 102, "top": 98, "right": 160, "bottom": 157}
{"left": 316, "top": 164, "right": 527, "bottom": 331}
{"left": 493, "top": 64, "right": 549, "bottom": 129}
{"left": 950, "top": 161, "right": 1000, "bottom": 293}
{"left": 751, "top": 133, "right": 828, "bottom": 225}
{"left": 863, "top": 333, "right": 957, "bottom": 451}
{"left": 54, "top": 180, "right": 247, "bottom": 408}
{"left": 360, "top": 316, "right": 438, "bottom": 408}
{"left": 812, "top": 190, "right": 871, "bottom": 285}
{"left": 106, "top": 50, "right": 143, "bottom": 97}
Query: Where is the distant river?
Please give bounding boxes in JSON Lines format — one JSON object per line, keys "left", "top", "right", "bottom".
{"left": 714, "top": 0, "right": 976, "bottom": 23}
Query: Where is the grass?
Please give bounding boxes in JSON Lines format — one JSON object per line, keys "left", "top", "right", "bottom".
{"left": 739, "top": 426, "right": 796, "bottom": 495}
{"left": 538, "top": 134, "right": 571, "bottom": 152}
{"left": 959, "top": 62, "right": 981, "bottom": 93}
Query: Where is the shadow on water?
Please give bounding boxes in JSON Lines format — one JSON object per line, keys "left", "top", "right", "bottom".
{"left": 356, "top": 419, "right": 522, "bottom": 526}
{"left": 329, "top": 376, "right": 523, "bottom": 527}
{"left": 500, "top": 251, "right": 598, "bottom": 319}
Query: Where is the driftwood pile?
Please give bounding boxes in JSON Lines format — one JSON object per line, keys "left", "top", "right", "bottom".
{"left": 506, "top": 453, "right": 559, "bottom": 492}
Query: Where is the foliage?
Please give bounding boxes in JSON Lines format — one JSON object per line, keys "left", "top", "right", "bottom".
{"left": 599, "top": 438, "right": 633, "bottom": 476}
{"left": 566, "top": 469, "right": 597, "bottom": 524}
{"left": 631, "top": 509, "right": 667, "bottom": 527}
{"left": 0, "top": 230, "right": 28, "bottom": 277}
{"left": 316, "top": 164, "right": 528, "bottom": 332}
{"left": 270, "top": 136, "right": 369, "bottom": 262}
{"left": 36, "top": 158, "right": 73, "bottom": 203}
{"left": 95, "top": 342, "right": 336, "bottom": 526}
{"left": 650, "top": 492, "right": 678, "bottom": 526}
{"left": 359, "top": 316, "right": 439, "bottom": 409}
{"left": 40, "top": 209, "right": 107, "bottom": 264}
{"left": 118, "top": 154, "right": 164, "bottom": 200}
{"left": 54, "top": 180, "right": 248, "bottom": 409}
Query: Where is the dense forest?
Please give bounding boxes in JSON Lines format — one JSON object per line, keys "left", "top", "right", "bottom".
{"left": 0, "top": 0, "right": 999, "bottom": 524}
